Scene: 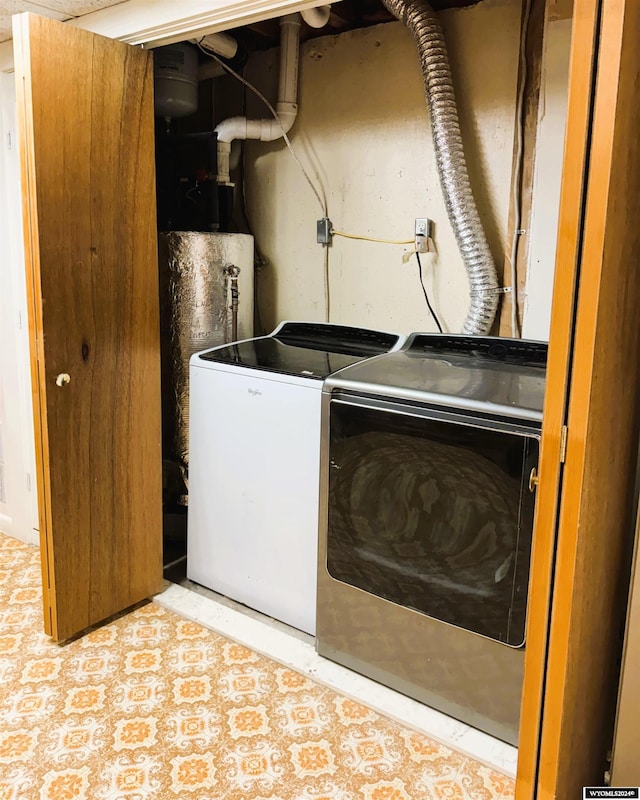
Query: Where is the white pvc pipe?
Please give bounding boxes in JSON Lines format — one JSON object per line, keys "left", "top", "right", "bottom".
{"left": 301, "top": 5, "right": 331, "bottom": 28}
{"left": 198, "top": 61, "right": 227, "bottom": 81}
{"left": 215, "top": 106, "right": 297, "bottom": 143}
{"left": 192, "top": 32, "right": 238, "bottom": 59}
{"left": 278, "top": 14, "right": 301, "bottom": 106}
{"left": 214, "top": 14, "right": 301, "bottom": 185}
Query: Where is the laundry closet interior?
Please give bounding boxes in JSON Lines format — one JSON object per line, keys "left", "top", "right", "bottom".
{"left": 6, "top": 0, "right": 640, "bottom": 796}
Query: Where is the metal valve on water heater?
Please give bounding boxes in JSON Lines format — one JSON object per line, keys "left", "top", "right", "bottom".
{"left": 224, "top": 265, "right": 241, "bottom": 343}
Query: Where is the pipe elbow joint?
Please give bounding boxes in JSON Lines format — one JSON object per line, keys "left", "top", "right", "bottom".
{"left": 214, "top": 117, "right": 248, "bottom": 143}
{"left": 301, "top": 5, "right": 331, "bottom": 28}
{"left": 273, "top": 102, "right": 297, "bottom": 136}
{"left": 249, "top": 104, "right": 297, "bottom": 142}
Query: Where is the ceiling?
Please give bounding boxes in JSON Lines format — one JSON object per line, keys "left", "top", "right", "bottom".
{"left": 230, "top": 0, "right": 482, "bottom": 52}
{"left": 0, "top": 0, "right": 127, "bottom": 43}
{"left": 0, "top": 0, "right": 482, "bottom": 47}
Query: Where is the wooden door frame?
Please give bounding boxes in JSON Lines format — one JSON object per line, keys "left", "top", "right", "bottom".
{"left": 12, "top": 16, "right": 55, "bottom": 632}
{"left": 516, "top": 0, "right": 599, "bottom": 793}
{"left": 518, "top": 0, "right": 640, "bottom": 795}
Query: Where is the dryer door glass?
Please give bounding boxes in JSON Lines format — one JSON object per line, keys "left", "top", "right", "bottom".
{"left": 326, "top": 401, "right": 539, "bottom": 647}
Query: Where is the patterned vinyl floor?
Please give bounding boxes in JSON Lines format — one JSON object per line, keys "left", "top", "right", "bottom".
{"left": 0, "top": 532, "right": 515, "bottom": 799}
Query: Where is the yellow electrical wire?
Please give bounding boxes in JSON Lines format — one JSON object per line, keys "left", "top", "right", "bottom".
{"left": 332, "top": 230, "right": 414, "bottom": 246}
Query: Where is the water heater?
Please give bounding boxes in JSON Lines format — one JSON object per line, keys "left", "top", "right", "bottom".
{"left": 158, "top": 231, "right": 254, "bottom": 494}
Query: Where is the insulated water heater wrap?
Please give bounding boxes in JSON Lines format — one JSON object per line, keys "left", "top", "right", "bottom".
{"left": 158, "top": 232, "right": 254, "bottom": 483}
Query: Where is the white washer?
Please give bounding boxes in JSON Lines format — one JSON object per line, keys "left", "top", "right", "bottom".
{"left": 187, "top": 322, "right": 403, "bottom": 635}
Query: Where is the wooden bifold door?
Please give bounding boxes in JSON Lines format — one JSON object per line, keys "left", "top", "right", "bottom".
{"left": 13, "top": 13, "right": 163, "bottom": 643}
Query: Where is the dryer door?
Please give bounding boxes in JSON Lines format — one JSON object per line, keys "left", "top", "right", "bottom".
{"left": 326, "top": 399, "right": 540, "bottom": 647}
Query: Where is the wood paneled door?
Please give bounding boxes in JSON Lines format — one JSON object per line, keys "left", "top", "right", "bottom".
{"left": 13, "top": 13, "right": 163, "bottom": 642}
{"left": 517, "top": 0, "right": 640, "bottom": 796}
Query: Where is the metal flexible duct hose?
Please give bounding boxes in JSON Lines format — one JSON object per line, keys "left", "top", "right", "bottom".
{"left": 381, "top": 0, "right": 499, "bottom": 334}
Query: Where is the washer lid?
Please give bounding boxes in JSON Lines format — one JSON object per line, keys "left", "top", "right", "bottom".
{"left": 197, "top": 323, "right": 402, "bottom": 380}
{"left": 326, "top": 334, "right": 548, "bottom": 420}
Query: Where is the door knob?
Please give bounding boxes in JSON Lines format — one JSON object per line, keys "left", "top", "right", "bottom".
{"left": 55, "top": 373, "right": 71, "bottom": 387}
{"left": 529, "top": 466, "right": 539, "bottom": 492}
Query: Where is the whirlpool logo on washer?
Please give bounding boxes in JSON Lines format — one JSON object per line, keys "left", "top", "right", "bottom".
{"left": 247, "top": 388, "right": 262, "bottom": 396}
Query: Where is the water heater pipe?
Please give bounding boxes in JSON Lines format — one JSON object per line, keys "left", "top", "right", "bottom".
{"left": 191, "top": 32, "right": 238, "bottom": 59}
{"left": 301, "top": 5, "right": 331, "bottom": 27}
{"left": 198, "top": 61, "right": 227, "bottom": 81}
{"left": 224, "top": 265, "right": 241, "bottom": 342}
{"left": 214, "top": 14, "right": 302, "bottom": 185}
{"left": 380, "top": 0, "right": 500, "bottom": 335}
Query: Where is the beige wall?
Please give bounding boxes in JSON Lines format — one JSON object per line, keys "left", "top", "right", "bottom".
{"left": 523, "top": 17, "right": 571, "bottom": 342}
{"left": 244, "top": 0, "right": 523, "bottom": 335}
{"left": 0, "top": 72, "right": 38, "bottom": 544}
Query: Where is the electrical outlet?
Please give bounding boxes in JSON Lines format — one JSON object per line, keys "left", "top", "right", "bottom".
{"left": 415, "top": 218, "right": 429, "bottom": 253}
{"left": 317, "top": 217, "right": 333, "bottom": 245}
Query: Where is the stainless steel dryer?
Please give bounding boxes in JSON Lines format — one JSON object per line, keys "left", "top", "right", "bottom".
{"left": 316, "top": 334, "right": 547, "bottom": 745}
